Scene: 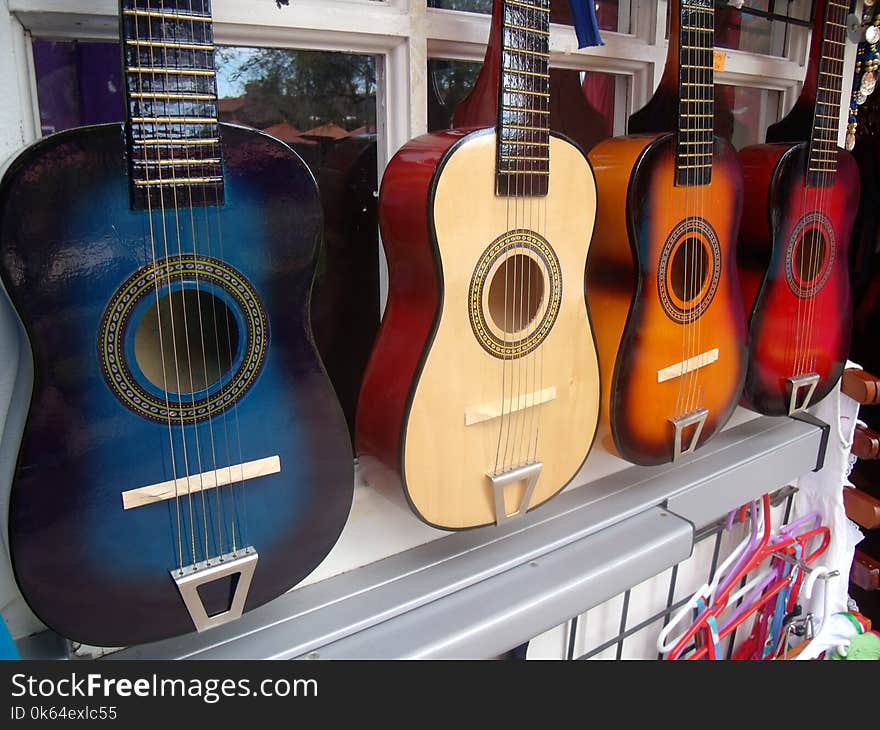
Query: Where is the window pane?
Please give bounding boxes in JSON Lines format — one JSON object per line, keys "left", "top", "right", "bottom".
{"left": 32, "top": 40, "right": 125, "bottom": 135}
{"left": 428, "top": 0, "right": 632, "bottom": 33}
{"left": 428, "top": 58, "right": 625, "bottom": 151}
{"left": 215, "top": 48, "right": 376, "bottom": 172}
{"left": 428, "top": 59, "right": 483, "bottom": 132}
{"left": 32, "top": 40, "right": 377, "bottom": 171}
{"left": 716, "top": 1, "right": 812, "bottom": 56}
{"left": 715, "top": 84, "right": 782, "bottom": 149}
{"left": 667, "top": 2, "right": 813, "bottom": 57}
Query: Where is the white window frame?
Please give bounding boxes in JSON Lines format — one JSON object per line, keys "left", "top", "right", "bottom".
{"left": 0, "top": 0, "right": 860, "bottom": 321}
{"left": 0, "top": 1, "right": 860, "bottom": 152}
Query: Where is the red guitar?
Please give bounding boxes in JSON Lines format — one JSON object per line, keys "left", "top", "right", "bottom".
{"left": 737, "top": 0, "right": 859, "bottom": 416}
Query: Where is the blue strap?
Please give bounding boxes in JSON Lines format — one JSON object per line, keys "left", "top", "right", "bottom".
{"left": 706, "top": 615, "right": 722, "bottom": 659}
{"left": 568, "top": 0, "right": 605, "bottom": 49}
{"left": 0, "top": 614, "right": 20, "bottom": 660}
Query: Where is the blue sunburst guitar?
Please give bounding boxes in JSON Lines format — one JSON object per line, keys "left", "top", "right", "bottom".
{"left": 0, "top": 0, "right": 353, "bottom": 647}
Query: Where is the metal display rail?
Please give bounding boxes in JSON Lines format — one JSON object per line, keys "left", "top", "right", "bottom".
{"left": 14, "top": 414, "right": 826, "bottom": 660}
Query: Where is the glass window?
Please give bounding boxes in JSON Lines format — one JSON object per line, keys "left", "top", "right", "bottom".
{"left": 428, "top": 0, "right": 633, "bottom": 34}
{"left": 715, "top": 84, "right": 782, "bottom": 148}
{"left": 428, "top": 59, "right": 482, "bottom": 132}
{"left": 716, "top": 0, "right": 812, "bottom": 57}
{"left": 32, "top": 40, "right": 377, "bottom": 174}
{"left": 32, "top": 40, "right": 125, "bottom": 135}
{"left": 428, "top": 58, "right": 626, "bottom": 152}
{"left": 667, "top": 1, "right": 813, "bottom": 57}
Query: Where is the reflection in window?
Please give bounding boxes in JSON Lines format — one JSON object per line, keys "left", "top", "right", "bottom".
{"left": 715, "top": 85, "right": 782, "bottom": 149}
{"left": 428, "top": 59, "right": 483, "bottom": 131}
{"left": 32, "top": 41, "right": 124, "bottom": 135}
{"left": 32, "top": 40, "right": 377, "bottom": 173}
{"left": 215, "top": 48, "right": 376, "bottom": 172}
{"left": 676, "top": 1, "right": 813, "bottom": 57}
{"left": 428, "top": 0, "right": 630, "bottom": 33}
{"left": 428, "top": 58, "right": 624, "bottom": 153}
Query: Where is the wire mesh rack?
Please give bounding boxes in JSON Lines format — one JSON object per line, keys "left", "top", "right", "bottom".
{"left": 524, "top": 486, "right": 800, "bottom": 660}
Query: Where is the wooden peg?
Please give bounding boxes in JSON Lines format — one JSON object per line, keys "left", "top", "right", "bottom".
{"left": 841, "top": 368, "right": 880, "bottom": 405}
{"left": 851, "top": 550, "right": 880, "bottom": 592}
{"left": 843, "top": 487, "right": 880, "bottom": 530}
{"left": 852, "top": 424, "right": 880, "bottom": 460}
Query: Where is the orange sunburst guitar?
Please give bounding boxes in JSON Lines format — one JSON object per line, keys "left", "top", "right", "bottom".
{"left": 356, "top": 0, "right": 600, "bottom": 530}
{"left": 585, "top": 0, "right": 747, "bottom": 466}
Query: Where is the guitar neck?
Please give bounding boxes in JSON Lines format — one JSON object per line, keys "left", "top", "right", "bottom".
{"left": 807, "top": 0, "right": 849, "bottom": 188}
{"left": 676, "top": 0, "right": 715, "bottom": 187}
{"left": 121, "top": 0, "right": 224, "bottom": 210}
{"left": 495, "top": 0, "right": 551, "bottom": 197}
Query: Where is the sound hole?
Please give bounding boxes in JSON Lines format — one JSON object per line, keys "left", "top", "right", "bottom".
{"left": 135, "top": 289, "right": 240, "bottom": 394}
{"left": 670, "top": 237, "right": 710, "bottom": 305}
{"left": 487, "top": 254, "right": 545, "bottom": 334}
{"left": 794, "top": 228, "right": 828, "bottom": 284}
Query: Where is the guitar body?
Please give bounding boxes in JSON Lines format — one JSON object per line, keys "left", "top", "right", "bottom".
{"left": 0, "top": 123, "right": 353, "bottom": 647}
{"left": 738, "top": 142, "right": 857, "bottom": 415}
{"left": 356, "top": 128, "right": 599, "bottom": 530}
{"left": 587, "top": 133, "right": 747, "bottom": 465}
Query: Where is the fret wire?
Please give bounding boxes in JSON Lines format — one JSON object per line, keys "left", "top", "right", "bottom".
{"left": 503, "top": 106, "right": 550, "bottom": 114}
{"left": 499, "top": 170, "right": 551, "bottom": 176}
{"left": 126, "top": 67, "right": 216, "bottom": 76}
{"left": 135, "top": 158, "right": 222, "bottom": 166}
{"left": 503, "top": 87, "right": 549, "bottom": 97}
{"left": 133, "top": 138, "right": 220, "bottom": 146}
{"left": 123, "top": 9, "right": 211, "bottom": 22}
{"left": 503, "top": 22, "right": 550, "bottom": 36}
{"left": 501, "top": 155, "right": 551, "bottom": 161}
{"left": 131, "top": 116, "right": 218, "bottom": 124}
{"left": 506, "top": 0, "right": 549, "bottom": 11}
{"left": 501, "top": 140, "right": 550, "bottom": 146}
{"left": 504, "top": 124, "right": 549, "bottom": 131}
{"left": 129, "top": 92, "right": 216, "bottom": 101}
{"left": 127, "top": 40, "right": 214, "bottom": 51}
{"left": 503, "top": 68, "right": 550, "bottom": 79}
{"left": 504, "top": 47, "right": 550, "bottom": 58}
{"left": 135, "top": 178, "right": 223, "bottom": 188}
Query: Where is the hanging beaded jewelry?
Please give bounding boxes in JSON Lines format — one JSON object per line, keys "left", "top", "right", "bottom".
{"left": 847, "top": 1, "right": 880, "bottom": 149}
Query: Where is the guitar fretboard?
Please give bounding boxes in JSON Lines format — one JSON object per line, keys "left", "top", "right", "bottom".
{"left": 121, "top": 0, "right": 224, "bottom": 210}
{"left": 676, "top": 0, "right": 715, "bottom": 187}
{"left": 808, "top": 0, "right": 849, "bottom": 188}
{"left": 496, "top": 0, "right": 551, "bottom": 197}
